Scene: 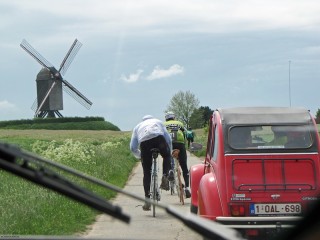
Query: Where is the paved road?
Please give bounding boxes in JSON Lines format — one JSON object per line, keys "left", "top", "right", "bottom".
{"left": 83, "top": 151, "right": 204, "bottom": 240}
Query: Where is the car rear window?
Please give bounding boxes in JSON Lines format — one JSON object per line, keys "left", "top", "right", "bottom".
{"left": 229, "top": 125, "right": 313, "bottom": 150}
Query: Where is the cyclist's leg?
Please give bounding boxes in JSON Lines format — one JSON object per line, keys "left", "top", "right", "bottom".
{"left": 178, "top": 147, "right": 191, "bottom": 198}
{"left": 140, "top": 140, "right": 153, "bottom": 198}
{"left": 170, "top": 155, "right": 175, "bottom": 169}
{"left": 157, "top": 136, "right": 171, "bottom": 176}
{"left": 157, "top": 135, "right": 171, "bottom": 190}
{"left": 168, "top": 156, "right": 175, "bottom": 181}
{"left": 178, "top": 146, "right": 189, "bottom": 188}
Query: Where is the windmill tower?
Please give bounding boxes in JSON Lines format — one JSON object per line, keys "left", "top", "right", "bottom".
{"left": 20, "top": 39, "right": 92, "bottom": 118}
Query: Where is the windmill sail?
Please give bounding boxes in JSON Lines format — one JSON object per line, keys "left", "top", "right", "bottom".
{"left": 20, "top": 39, "right": 54, "bottom": 69}
{"left": 59, "top": 39, "right": 82, "bottom": 75}
{"left": 62, "top": 79, "right": 92, "bottom": 109}
{"left": 31, "top": 98, "right": 38, "bottom": 112}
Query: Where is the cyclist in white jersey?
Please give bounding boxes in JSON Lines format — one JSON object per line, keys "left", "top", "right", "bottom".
{"left": 130, "top": 115, "right": 172, "bottom": 210}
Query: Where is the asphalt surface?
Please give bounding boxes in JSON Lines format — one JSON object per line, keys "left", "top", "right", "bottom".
{"left": 83, "top": 151, "right": 204, "bottom": 240}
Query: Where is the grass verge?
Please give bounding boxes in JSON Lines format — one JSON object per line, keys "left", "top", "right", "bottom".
{"left": 0, "top": 129, "right": 137, "bottom": 235}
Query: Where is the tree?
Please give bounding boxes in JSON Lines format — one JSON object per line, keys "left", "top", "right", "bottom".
{"left": 189, "top": 106, "right": 213, "bottom": 128}
{"left": 189, "top": 108, "right": 204, "bottom": 129}
{"left": 200, "top": 106, "right": 213, "bottom": 126}
{"left": 165, "top": 90, "right": 200, "bottom": 128}
{"left": 316, "top": 109, "right": 320, "bottom": 124}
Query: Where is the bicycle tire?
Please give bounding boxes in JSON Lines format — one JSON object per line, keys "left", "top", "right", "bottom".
{"left": 174, "top": 164, "right": 180, "bottom": 198}
{"left": 149, "top": 148, "right": 160, "bottom": 217}
{"left": 177, "top": 166, "right": 184, "bottom": 205}
{"left": 170, "top": 182, "right": 173, "bottom": 195}
{"left": 173, "top": 157, "right": 184, "bottom": 205}
{"left": 170, "top": 177, "right": 175, "bottom": 195}
{"left": 149, "top": 169, "right": 154, "bottom": 212}
{"left": 152, "top": 159, "right": 157, "bottom": 217}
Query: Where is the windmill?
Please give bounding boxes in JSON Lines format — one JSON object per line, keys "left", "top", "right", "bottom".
{"left": 20, "top": 39, "right": 92, "bottom": 118}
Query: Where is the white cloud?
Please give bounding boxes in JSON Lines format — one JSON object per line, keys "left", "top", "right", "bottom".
{"left": 120, "top": 69, "right": 143, "bottom": 83}
{"left": 0, "top": 100, "right": 16, "bottom": 110}
{"left": 0, "top": 100, "right": 20, "bottom": 120}
{"left": 146, "top": 64, "right": 184, "bottom": 81}
{"left": 120, "top": 64, "right": 184, "bottom": 83}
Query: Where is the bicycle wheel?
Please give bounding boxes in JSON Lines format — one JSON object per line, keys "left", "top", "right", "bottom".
{"left": 169, "top": 157, "right": 175, "bottom": 195}
{"left": 149, "top": 171, "right": 154, "bottom": 208}
{"left": 174, "top": 157, "right": 184, "bottom": 204}
{"left": 170, "top": 181, "right": 174, "bottom": 195}
{"left": 152, "top": 169, "right": 157, "bottom": 217}
{"left": 175, "top": 166, "right": 181, "bottom": 198}
{"left": 177, "top": 166, "right": 184, "bottom": 205}
{"left": 172, "top": 149, "right": 182, "bottom": 202}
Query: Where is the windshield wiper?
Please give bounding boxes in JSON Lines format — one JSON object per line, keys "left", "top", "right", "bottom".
{"left": 0, "top": 142, "right": 130, "bottom": 223}
{"left": 0, "top": 142, "right": 243, "bottom": 240}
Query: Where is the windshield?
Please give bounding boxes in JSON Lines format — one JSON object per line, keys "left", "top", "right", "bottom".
{"left": 229, "top": 125, "right": 313, "bottom": 150}
{"left": 2, "top": 0, "right": 320, "bottom": 239}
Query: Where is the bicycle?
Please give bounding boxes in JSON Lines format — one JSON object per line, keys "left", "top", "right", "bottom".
{"left": 150, "top": 148, "right": 161, "bottom": 217}
{"left": 171, "top": 149, "right": 184, "bottom": 205}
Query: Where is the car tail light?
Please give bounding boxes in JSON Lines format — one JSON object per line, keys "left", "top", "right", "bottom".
{"left": 230, "top": 204, "right": 246, "bottom": 216}
{"left": 246, "top": 229, "right": 259, "bottom": 236}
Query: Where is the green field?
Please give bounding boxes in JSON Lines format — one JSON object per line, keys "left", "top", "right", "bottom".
{"left": 0, "top": 129, "right": 137, "bottom": 235}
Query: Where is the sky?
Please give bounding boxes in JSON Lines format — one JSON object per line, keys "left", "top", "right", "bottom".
{"left": 1, "top": 0, "right": 320, "bottom": 131}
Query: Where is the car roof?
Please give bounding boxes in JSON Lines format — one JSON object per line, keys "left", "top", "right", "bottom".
{"left": 217, "top": 107, "right": 312, "bottom": 125}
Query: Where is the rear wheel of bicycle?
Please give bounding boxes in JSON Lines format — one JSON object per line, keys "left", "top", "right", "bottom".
{"left": 152, "top": 174, "right": 157, "bottom": 217}
{"left": 175, "top": 168, "right": 181, "bottom": 198}
{"left": 170, "top": 180, "right": 175, "bottom": 195}
{"left": 177, "top": 167, "right": 184, "bottom": 205}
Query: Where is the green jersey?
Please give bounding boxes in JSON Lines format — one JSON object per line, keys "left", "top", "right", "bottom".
{"left": 164, "top": 120, "right": 185, "bottom": 143}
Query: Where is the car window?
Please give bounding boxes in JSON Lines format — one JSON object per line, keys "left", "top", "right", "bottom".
{"left": 229, "top": 125, "right": 313, "bottom": 149}
{"left": 206, "top": 116, "right": 214, "bottom": 159}
{"left": 212, "top": 125, "right": 218, "bottom": 161}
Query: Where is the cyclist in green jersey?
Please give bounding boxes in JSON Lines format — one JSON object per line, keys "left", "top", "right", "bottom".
{"left": 164, "top": 111, "right": 191, "bottom": 198}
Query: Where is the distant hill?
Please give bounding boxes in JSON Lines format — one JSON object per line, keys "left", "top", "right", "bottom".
{"left": 0, "top": 117, "right": 120, "bottom": 131}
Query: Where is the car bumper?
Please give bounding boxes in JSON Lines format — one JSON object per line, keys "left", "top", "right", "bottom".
{"left": 216, "top": 216, "right": 302, "bottom": 229}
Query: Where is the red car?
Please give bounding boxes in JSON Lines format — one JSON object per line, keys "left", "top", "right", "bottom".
{"left": 190, "top": 107, "right": 320, "bottom": 239}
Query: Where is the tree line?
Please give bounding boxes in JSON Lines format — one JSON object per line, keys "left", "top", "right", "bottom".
{"left": 168, "top": 92, "right": 320, "bottom": 128}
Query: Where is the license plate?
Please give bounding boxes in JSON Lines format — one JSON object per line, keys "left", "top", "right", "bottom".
{"left": 250, "top": 203, "right": 301, "bottom": 215}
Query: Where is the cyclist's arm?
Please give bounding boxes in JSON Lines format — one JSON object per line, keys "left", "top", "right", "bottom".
{"left": 162, "top": 124, "right": 173, "bottom": 153}
{"left": 180, "top": 123, "right": 186, "bottom": 139}
{"left": 130, "top": 128, "right": 141, "bottom": 159}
